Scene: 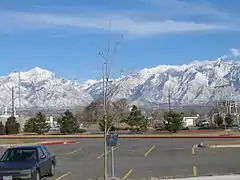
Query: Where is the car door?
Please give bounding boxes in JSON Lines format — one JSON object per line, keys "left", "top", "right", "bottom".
{"left": 37, "top": 147, "right": 48, "bottom": 176}
{"left": 40, "top": 146, "right": 52, "bottom": 168}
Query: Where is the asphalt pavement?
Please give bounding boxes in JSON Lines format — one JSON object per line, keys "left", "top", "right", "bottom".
{"left": 1, "top": 138, "right": 240, "bottom": 180}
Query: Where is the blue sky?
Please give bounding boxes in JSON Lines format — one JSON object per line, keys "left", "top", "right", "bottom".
{"left": 1, "top": 0, "right": 240, "bottom": 82}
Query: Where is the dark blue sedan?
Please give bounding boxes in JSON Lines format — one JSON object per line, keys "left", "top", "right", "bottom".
{"left": 0, "top": 145, "right": 56, "bottom": 180}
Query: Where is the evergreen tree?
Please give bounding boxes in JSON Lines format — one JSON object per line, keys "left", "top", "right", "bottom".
{"left": 24, "top": 112, "right": 50, "bottom": 134}
{"left": 0, "top": 121, "right": 6, "bottom": 135}
{"left": 24, "top": 118, "right": 36, "bottom": 133}
{"left": 5, "top": 116, "right": 19, "bottom": 134}
{"left": 16, "top": 123, "right": 20, "bottom": 133}
{"left": 214, "top": 114, "right": 223, "bottom": 127}
{"left": 225, "top": 113, "right": 233, "bottom": 126}
{"left": 121, "top": 105, "right": 147, "bottom": 132}
{"left": 164, "top": 111, "right": 184, "bottom": 133}
{"left": 57, "top": 110, "right": 79, "bottom": 134}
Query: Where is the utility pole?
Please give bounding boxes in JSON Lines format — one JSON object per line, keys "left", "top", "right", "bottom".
{"left": 214, "top": 83, "right": 230, "bottom": 134}
{"left": 168, "top": 88, "right": 171, "bottom": 111}
{"left": 11, "top": 87, "right": 15, "bottom": 117}
{"left": 33, "top": 71, "right": 38, "bottom": 117}
{"left": 18, "top": 71, "right": 21, "bottom": 116}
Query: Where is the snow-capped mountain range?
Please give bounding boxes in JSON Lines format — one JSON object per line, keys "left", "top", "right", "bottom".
{"left": 1, "top": 59, "right": 240, "bottom": 109}
{"left": 0, "top": 67, "right": 93, "bottom": 109}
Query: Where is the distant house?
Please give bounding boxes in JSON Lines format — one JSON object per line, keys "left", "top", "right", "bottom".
{"left": 46, "top": 116, "right": 58, "bottom": 128}
{"left": 183, "top": 114, "right": 199, "bottom": 127}
{"left": 0, "top": 107, "right": 19, "bottom": 118}
{"left": 0, "top": 107, "right": 27, "bottom": 131}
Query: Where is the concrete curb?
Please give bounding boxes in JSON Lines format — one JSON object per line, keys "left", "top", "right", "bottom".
{"left": 1, "top": 135, "right": 240, "bottom": 139}
{"left": 156, "top": 174, "right": 240, "bottom": 179}
{"left": 156, "top": 130, "right": 224, "bottom": 133}
{"left": 205, "top": 144, "right": 240, "bottom": 148}
{"left": 193, "top": 142, "right": 240, "bottom": 148}
{"left": 40, "top": 141, "right": 76, "bottom": 146}
{"left": 0, "top": 141, "right": 77, "bottom": 148}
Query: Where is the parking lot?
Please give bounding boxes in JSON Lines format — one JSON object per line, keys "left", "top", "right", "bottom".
{"left": 1, "top": 138, "right": 240, "bottom": 179}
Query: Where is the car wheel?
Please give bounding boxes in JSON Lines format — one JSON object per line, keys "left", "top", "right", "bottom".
{"left": 49, "top": 164, "right": 55, "bottom": 176}
{"left": 36, "top": 170, "right": 40, "bottom": 180}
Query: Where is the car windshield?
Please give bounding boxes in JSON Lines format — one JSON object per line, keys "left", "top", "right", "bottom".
{"left": 0, "top": 148, "right": 38, "bottom": 162}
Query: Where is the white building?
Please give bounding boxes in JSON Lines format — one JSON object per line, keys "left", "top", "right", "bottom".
{"left": 46, "top": 116, "right": 58, "bottom": 128}
{"left": 0, "top": 107, "right": 19, "bottom": 118}
{"left": 183, "top": 114, "right": 199, "bottom": 127}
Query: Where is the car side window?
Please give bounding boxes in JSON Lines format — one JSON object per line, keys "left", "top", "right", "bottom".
{"left": 41, "top": 146, "right": 50, "bottom": 156}
{"left": 37, "top": 147, "right": 45, "bottom": 158}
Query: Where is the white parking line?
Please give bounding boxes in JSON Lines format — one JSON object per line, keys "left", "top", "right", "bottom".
{"left": 66, "top": 148, "right": 82, "bottom": 155}
{"left": 97, "top": 150, "right": 111, "bottom": 159}
{"left": 56, "top": 172, "right": 72, "bottom": 180}
{"left": 97, "top": 147, "right": 118, "bottom": 159}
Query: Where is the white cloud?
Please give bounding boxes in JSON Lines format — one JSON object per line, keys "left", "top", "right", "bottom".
{"left": 143, "top": 0, "right": 232, "bottom": 21}
{"left": 222, "top": 48, "right": 240, "bottom": 60}
{"left": 0, "top": 11, "right": 230, "bottom": 36}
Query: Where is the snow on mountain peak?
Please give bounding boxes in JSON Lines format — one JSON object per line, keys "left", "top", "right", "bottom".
{"left": 82, "top": 79, "right": 100, "bottom": 89}
{"left": 0, "top": 67, "right": 93, "bottom": 109}
{"left": 138, "top": 63, "right": 191, "bottom": 80}
{"left": 85, "top": 57, "right": 240, "bottom": 107}
{"left": 23, "top": 67, "right": 54, "bottom": 81}
{"left": 8, "top": 67, "right": 54, "bottom": 82}
{"left": 28, "top": 67, "right": 52, "bottom": 74}
{"left": 2, "top": 54, "right": 240, "bottom": 109}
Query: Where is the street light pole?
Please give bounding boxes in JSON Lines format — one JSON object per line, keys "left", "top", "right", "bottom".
{"left": 18, "top": 71, "right": 21, "bottom": 115}
{"left": 13, "top": 71, "right": 21, "bottom": 116}
{"left": 11, "top": 87, "right": 15, "bottom": 117}
{"left": 168, "top": 88, "right": 171, "bottom": 111}
{"left": 214, "top": 83, "right": 230, "bottom": 134}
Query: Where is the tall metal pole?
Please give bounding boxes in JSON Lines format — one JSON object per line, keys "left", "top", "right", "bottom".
{"left": 33, "top": 71, "right": 37, "bottom": 117}
{"left": 230, "top": 72, "right": 233, "bottom": 115}
{"left": 11, "top": 87, "right": 14, "bottom": 117}
{"left": 215, "top": 83, "right": 229, "bottom": 134}
{"left": 168, "top": 89, "right": 171, "bottom": 111}
{"left": 111, "top": 146, "right": 115, "bottom": 178}
{"left": 18, "top": 71, "right": 21, "bottom": 115}
{"left": 222, "top": 83, "right": 227, "bottom": 135}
